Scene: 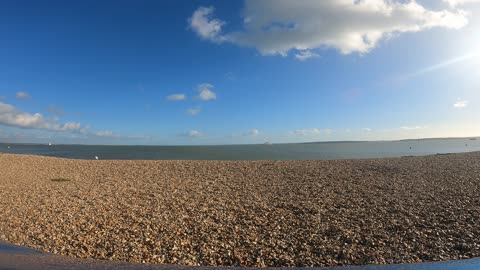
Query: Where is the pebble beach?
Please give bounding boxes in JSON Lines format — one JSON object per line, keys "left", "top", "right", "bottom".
{"left": 0, "top": 152, "right": 479, "bottom": 267}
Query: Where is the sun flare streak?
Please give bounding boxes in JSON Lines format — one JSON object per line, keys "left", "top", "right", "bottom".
{"left": 407, "top": 51, "right": 479, "bottom": 78}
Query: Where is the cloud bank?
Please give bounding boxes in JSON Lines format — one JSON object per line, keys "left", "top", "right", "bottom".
{"left": 0, "top": 102, "right": 85, "bottom": 132}
{"left": 444, "top": 0, "right": 480, "bottom": 7}
{"left": 190, "top": 0, "right": 470, "bottom": 58}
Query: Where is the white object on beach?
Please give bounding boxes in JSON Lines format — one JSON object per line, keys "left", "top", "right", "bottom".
{"left": 95, "top": 156, "right": 99, "bottom": 160}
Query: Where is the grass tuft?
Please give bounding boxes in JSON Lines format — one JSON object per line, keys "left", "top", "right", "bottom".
{"left": 51, "top": 178, "right": 71, "bottom": 182}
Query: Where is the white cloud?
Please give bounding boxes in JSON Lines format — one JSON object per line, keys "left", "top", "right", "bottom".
{"left": 444, "top": 0, "right": 480, "bottom": 7}
{"left": 295, "top": 50, "right": 320, "bottom": 61}
{"left": 244, "top": 129, "right": 259, "bottom": 136}
{"left": 454, "top": 99, "right": 468, "bottom": 108}
{"left": 60, "top": 122, "right": 82, "bottom": 131}
{"left": 0, "top": 102, "right": 85, "bottom": 132}
{"left": 197, "top": 83, "right": 217, "bottom": 101}
{"left": 362, "top": 128, "right": 372, "bottom": 132}
{"left": 166, "top": 94, "right": 186, "bottom": 101}
{"left": 186, "top": 107, "right": 201, "bottom": 116}
{"left": 189, "top": 6, "right": 226, "bottom": 42}
{"left": 180, "top": 130, "right": 203, "bottom": 137}
{"left": 290, "top": 128, "right": 321, "bottom": 136}
{"left": 191, "top": 1, "right": 469, "bottom": 56}
{"left": 16, "top": 92, "right": 31, "bottom": 99}
{"left": 94, "top": 130, "right": 119, "bottom": 137}
{"left": 289, "top": 128, "right": 333, "bottom": 136}
{"left": 289, "top": 128, "right": 335, "bottom": 136}
{"left": 400, "top": 126, "right": 428, "bottom": 130}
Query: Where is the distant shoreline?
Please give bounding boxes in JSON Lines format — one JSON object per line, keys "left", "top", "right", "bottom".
{"left": 0, "top": 135, "right": 478, "bottom": 147}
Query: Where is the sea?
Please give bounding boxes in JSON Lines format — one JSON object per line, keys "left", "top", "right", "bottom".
{"left": 1, "top": 138, "right": 479, "bottom": 160}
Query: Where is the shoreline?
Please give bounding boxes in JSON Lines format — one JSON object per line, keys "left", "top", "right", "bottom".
{"left": 1, "top": 152, "right": 479, "bottom": 267}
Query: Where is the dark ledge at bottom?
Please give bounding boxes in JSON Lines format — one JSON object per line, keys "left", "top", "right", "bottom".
{"left": 0, "top": 242, "right": 479, "bottom": 270}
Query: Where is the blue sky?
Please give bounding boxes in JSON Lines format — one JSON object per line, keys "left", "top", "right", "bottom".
{"left": 0, "top": 0, "right": 479, "bottom": 145}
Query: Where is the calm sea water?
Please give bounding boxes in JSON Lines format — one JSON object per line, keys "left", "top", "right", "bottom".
{"left": 0, "top": 138, "right": 479, "bottom": 160}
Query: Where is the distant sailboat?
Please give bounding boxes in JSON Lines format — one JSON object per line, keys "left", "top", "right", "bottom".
{"left": 48, "top": 142, "right": 52, "bottom": 146}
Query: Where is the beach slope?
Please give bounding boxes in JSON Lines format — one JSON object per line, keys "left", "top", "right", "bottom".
{"left": 0, "top": 153, "right": 479, "bottom": 267}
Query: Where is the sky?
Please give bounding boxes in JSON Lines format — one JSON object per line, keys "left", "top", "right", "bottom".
{"left": 0, "top": 0, "right": 479, "bottom": 145}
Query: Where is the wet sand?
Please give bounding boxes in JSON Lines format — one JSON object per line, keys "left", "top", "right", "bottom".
{"left": 0, "top": 153, "right": 479, "bottom": 267}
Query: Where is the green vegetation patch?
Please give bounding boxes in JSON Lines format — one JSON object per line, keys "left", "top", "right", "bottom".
{"left": 51, "top": 178, "right": 71, "bottom": 182}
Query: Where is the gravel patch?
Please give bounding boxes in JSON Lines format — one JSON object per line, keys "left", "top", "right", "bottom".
{"left": 0, "top": 152, "right": 479, "bottom": 267}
